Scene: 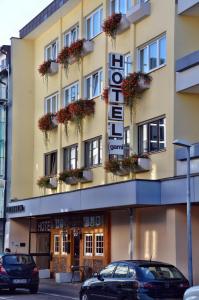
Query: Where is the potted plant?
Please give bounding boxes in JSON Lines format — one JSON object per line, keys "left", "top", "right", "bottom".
{"left": 59, "top": 168, "right": 83, "bottom": 185}
{"left": 68, "top": 39, "right": 84, "bottom": 65}
{"left": 37, "top": 176, "right": 57, "bottom": 189}
{"left": 104, "top": 159, "right": 121, "bottom": 175}
{"left": 102, "top": 13, "right": 122, "bottom": 40}
{"left": 38, "top": 113, "right": 58, "bottom": 140}
{"left": 57, "top": 46, "right": 70, "bottom": 74}
{"left": 38, "top": 60, "right": 58, "bottom": 79}
{"left": 56, "top": 106, "right": 72, "bottom": 135}
{"left": 68, "top": 99, "right": 95, "bottom": 133}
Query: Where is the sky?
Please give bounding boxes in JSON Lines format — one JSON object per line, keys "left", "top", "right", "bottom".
{"left": 0, "top": 0, "right": 53, "bottom": 45}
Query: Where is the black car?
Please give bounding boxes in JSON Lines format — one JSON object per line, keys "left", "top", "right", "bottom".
{"left": 0, "top": 253, "right": 39, "bottom": 293}
{"left": 80, "top": 260, "right": 189, "bottom": 300}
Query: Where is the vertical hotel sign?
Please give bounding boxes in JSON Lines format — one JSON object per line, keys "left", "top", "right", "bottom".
{"left": 108, "top": 53, "right": 124, "bottom": 155}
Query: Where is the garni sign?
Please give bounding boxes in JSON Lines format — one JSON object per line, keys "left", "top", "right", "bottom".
{"left": 108, "top": 53, "right": 124, "bottom": 155}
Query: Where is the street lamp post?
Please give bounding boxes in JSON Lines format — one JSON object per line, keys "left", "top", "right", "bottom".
{"left": 173, "top": 139, "right": 193, "bottom": 286}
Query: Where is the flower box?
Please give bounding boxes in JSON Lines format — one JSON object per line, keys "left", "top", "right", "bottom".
{"left": 80, "top": 170, "right": 93, "bottom": 183}
{"left": 117, "top": 15, "right": 130, "bottom": 34}
{"left": 49, "top": 61, "right": 58, "bottom": 75}
{"left": 52, "top": 115, "right": 58, "bottom": 127}
{"left": 64, "top": 177, "right": 79, "bottom": 185}
{"left": 135, "top": 158, "right": 152, "bottom": 173}
{"left": 49, "top": 177, "right": 58, "bottom": 188}
{"left": 82, "top": 40, "right": 94, "bottom": 56}
{"left": 137, "top": 77, "right": 151, "bottom": 92}
{"left": 116, "top": 167, "right": 130, "bottom": 176}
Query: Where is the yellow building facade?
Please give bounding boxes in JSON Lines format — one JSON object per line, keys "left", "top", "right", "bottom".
{"left": 6, "top": 0, "right": 199, "bottom": 283}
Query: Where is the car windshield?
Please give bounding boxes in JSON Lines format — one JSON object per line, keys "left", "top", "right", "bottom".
{"left": 3, "top": 255, "right": 34, "bottom": 265}
{"left": 139, "top": 265, "right": 184, "bottom": 280}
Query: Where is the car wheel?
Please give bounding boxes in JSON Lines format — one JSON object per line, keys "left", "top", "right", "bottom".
{"left": 82, "top": 292, "right": 89, "bottom": 300}
{"left": 29, "top": 286, "right": 38, "bottom": 294}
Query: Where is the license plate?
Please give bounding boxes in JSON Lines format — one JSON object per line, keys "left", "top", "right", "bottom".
{"left": 13, "top": 279, "right": 27, "bottom": 284}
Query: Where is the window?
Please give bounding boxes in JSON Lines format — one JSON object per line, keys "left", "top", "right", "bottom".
{"left": 114, "top": 262, "right": 129, "bottom": 278}
{"left": 124, "top": 53, "right": 132, "bottom": 77}
{"left": 138, "top": 35, "right": 166, "bottom": 73}
{"left": 100, "top": 263, "right": 117, "bottom": 278}
{"left": 84, "top": 234, "right": 93, "bottom": 256}
{"left": 45, "top": 151, "right": 57, "bottom": 176}
{"left": 44, "top": 93, "right": 58, "bottom": 114}
{"left": 63, "top": 145, "right": 78, "bottom": 170}
{"left": 86, "top": 7, "right": 103, "bottom": 40}
{"left": 124, "top": 127, "right": 130, "bottom": 157}
{"left": 64, "top": 25, "right": 79, "bottom": 47}
{"left": 0, "top": 58, "right": 6, "bottom": 71}
{"left": 110, "top": 0, "right": 131, "bottom": 14}
{"left": 95, "top": 233, "right": 104, "bottom": 256}
{"left": 64, "top": 82, "right": 79, "bottom": 106}
{"left": 138, "top": 117, "right": 166, "bottom": 153}
{"left": 54, "top": 235, "right": 60, "bottom": 254}
{"left": 85, "top": 136, "right": 102, "bottom": 167}
{"left": 85, "top": 69, "right": 103, "bottom": 99}
{"left": 45, "top": 40, "right": 58, "bottom": 61}
{"left": 62, "top": 233, "right": 69, "bottom": 254}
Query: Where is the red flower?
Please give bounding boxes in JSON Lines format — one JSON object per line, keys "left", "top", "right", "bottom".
{"left": 57, "top": 47, "right": 70, "bottom": 69}
{"left": 102, "top": 88, "right": 109, "bottom": 104}
{"left": 102, "top": 13, "right": 122, "bottom": 39}
{"left": 38, "top": 113, "right": 57, "bottom": 132}
{"left": 68, "top": 39, "right": 84, "bottom": 63}
{"left": 38, "top": 60, "right": 51, "bottom": 76}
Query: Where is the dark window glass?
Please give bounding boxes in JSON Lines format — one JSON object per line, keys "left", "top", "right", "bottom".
{"left": 45, "top": 152, "right": 57, "bottom": 176}
{"left": 113, "top": 263, "right": 129, "bottom": 278}
{"left": 4, "top": 255, "right": 34, "bottom": 265}
{"left": 100, "top": 263, "right": 117, "bottom": 278}
{"left": 139, "top": 265, "right": 184, "bottom": 281}
{"left": 63, "top": 145, "right": 78, "bottom": 170}
{"left": 138, "top": 117, "right": 166, "bottom": 153}
{"left": 85, "top": 137, "right": 102, "bottom": 167}
{"left": 124, "top": 127, "right": 130, "bottom": 157}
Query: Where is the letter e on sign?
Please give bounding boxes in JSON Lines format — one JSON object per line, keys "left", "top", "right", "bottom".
{"left": 108, "top": 105, "right": 124, "bottom": 121}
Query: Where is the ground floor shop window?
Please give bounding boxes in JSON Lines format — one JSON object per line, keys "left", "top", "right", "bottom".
{"left": 84, "top": 233, "right": 104, "bottom": 257}
{"left": 54, "top": 235, "right": 60, "bottom": 254}
{"left": 62, "top": 233, "right": 70, "bottom": 255}
{"left": 95, "top": 233, "right": 104, "bottom": 256}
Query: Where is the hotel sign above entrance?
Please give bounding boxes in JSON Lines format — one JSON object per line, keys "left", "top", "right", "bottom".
{"left": 108, "top": 53, "right": 124, "bottom": 156}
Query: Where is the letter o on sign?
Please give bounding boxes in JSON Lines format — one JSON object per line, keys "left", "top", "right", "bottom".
{"left": 111, "top": 71, "right": 123, "bottom": 85}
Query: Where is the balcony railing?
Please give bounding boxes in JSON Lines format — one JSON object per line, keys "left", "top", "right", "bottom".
{"left": 178, "top": 0, "right": 199, "bottom": 15}
{"left": 176, "top": 50, "right": 199, "bottom": 93}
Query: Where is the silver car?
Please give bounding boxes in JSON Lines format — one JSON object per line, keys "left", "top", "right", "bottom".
{"left": 183, "top": 285, "right": 199, "bottom": 300}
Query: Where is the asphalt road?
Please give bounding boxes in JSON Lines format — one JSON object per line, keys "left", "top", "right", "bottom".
{"left": 0, "top": 279, "right": 81, "bottom": 300}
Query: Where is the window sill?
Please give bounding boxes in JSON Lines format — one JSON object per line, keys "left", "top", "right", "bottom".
{"left": 88, "top": 31, "right": 103, "bottom": 41}
{"left": 142, "top": 63, "right": 166, "bottom": 75}
{"left": 141, "top": 148, "right": 166, "bottom": 156}
{"left": 85, "top": 164, "right": 102, "bottom": 170}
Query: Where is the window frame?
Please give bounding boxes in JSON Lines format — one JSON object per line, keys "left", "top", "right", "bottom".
{"left": 95, "top": 233, "right": 104, "bottom": 257}
{"left": 138, "top": 34, "right": 166, "bottom": 73}
{"left": 44, "top": 93, "right": 58, "bottom": 114}
{"left": 110, "top": 0, "right": 132, "bottom": 15}
{"left": 63, "top": 144, "right": 78, "bottom": 170}
{"left": 62, "top": 232, "right": 69, "bottom": 255}
{"left": 54, "top": 235, "right": 60, "bottom": 255}
{"left": 138, "top": 117, "right": 166, "bottom": 154}
{"left": 44, "top": 151, "right": 57, "bottom": 176}
{"left": 124, "top": 127, "right": 130, "bottom": 157}
{"left": 63, "top": 82, "right": 79, "bottom": 107}
{"left": 45, "top": 39, "right": 58, "bottom": 61}
{"left": 85, "top": 6, "right": 103, "bottom": 40}
{"left": 84, "top": 136, "right": 102, "bottom": 168}
{"left": 84, "top": 233, "right": 93, "bottom": 256}
{"left": 63, "top": 24, "right": 79, "bottom": 47}
{"left": 85, "top": 69, "right": 103, "bottom": 100}
{"left": 124, "top": 53, "right": 133, "bottom": 77}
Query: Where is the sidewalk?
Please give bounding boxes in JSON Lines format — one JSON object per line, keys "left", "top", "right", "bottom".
{"left": 39, "top": 278, "right": 82, "bottom": 298}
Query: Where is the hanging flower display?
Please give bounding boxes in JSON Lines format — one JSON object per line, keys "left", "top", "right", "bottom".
{"left": 38, "top": 113, "right": 57, "bottom": 140}
{"left": 57, "top": 46, "right": 70, "bottom": 72}
{"left": 104, "top": 159, "right": 121, "bottom": 174}
{"left": 57, "top": 99, "right": 95, "bottom": 133}
{"left": 59, "top": 168, "right": 84, "bottom": 184}
{"left": 38, "top": 60, "right": 51, "bottom": 78}
{"left": 102, "top": 88, "right": 109, "bottom": 104}
{"left": 102, "top": 13, "right": 122, "bottom": 39}
{"left": 121, "top": 72, "right": 152, "bottom": 107}
{"left": 68, "top": 39, "right": 84, "bottom": 64}
{"left": 37, "top": 176, "right": 57, "bottom": 189}
{"left": 56, "top": 106, "right": 72, "bottom": 135}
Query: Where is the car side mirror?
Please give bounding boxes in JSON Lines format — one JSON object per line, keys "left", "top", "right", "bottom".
{"left": 97, "top": 273, "right": 104, "bottom": 281}
{"left": 93, "top": 272, "right": 98, "bottom": 277}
